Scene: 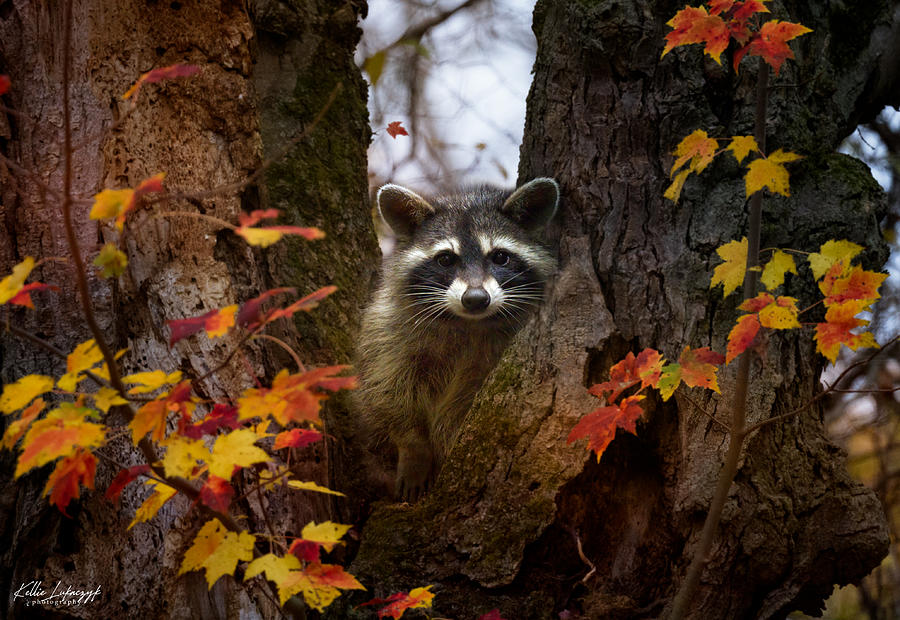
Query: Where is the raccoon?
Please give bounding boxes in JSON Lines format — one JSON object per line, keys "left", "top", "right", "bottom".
{"left": 356, "top": 178, "right": 559, "bottom": 501}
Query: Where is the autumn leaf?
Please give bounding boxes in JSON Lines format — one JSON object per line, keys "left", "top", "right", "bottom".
{"left": 94, "top": 243, "right": 128, "bottom": 278}
{"left": 43, "top": 448, "right": 97, "bottom": 516}
{"left": 814, "top": 299, "right": 879, "bottom": 363}
{"left": 299, "top": 521, "right": 352, "bottom": 553}
{"left": 1, "top": 374, "right": 55, "bottom": 414}
{"left": 588, "top": 349, "right": 664, "bottom": 402}
{"left": 568, "top": 395, "right": 646, "bottom": 460}
{"left": 246, "top": 554, "right": 365, "bottom": 610}
{"left": 129, "top": 381, "right": 194, "bottom": 444}
{"left": 710, "top": 237, "right": 747, "bottom": 297}
{"left": 16, "top": 405, "right": 106, "bottom": 477}
{"left": 261, "top": 286, "right": 338, "bottom": 324}
{"left": 123, "top": 63, "right": 201, "bottom": 100}
{"left": 744, "top": 149, "right": 802, "bottom": 197}
{"left": 180, "top": 404, "right": 241, "bottom": 439}
{"left": 819, "top": 263, "right": 887, "bottom": 308}
{"left": 237, "top": 366, "right": 355, "bottom": 426}
{"left": 207, "top": 428, "right": 270, "bottom": 479}
{"left": 7, "top": 282, "right": 57, "bottom": 309}
{"left": 658, "top": 346, "right": 725, "bottom": 401}
{"left": 287, "top": 480, "right": 346, "bottom": 496}
{"left": 289, "top": 539, "right": 322, "bottom": 563}
{"left": 661, "top": 6, "right": 729, "bottom": 64}
{"left": 160, "top": 434, "right": 209, "bottom": 478}
{"left": 274, "top": 428, "right": 323, "bottom": 450}
{"left": 245, "top": 553, "right": 304, "bottom": 604}
{"left": 671, "top": 129, "right": 719, "bottom": 176}
{"left": 0, "top": 256, "right": 36, "bottom": 305}
{"left": 1, "top": 398, "right": 45, "bottom": 449}
{"left": 199, "top": 475, "right": 234, "bottom": 513}
{"left": 129, "top": 480, "right": 179, "bottom": 529}
{"left": 123, "top": 369, "right": 184, "bottom": 394}
{"left": 360, "top": 585, "right": 435, "bottom": 619}
{"left": 236, "top": 287, "right": 296, "bottom": 328}
{"left": 167, "top": 305, "right": 238, "bottom": 345}
{"left": 386, "top": 121, "right": 409, "bottom": 139}
{"left": 726, "top": 135, "right": 759, "bottom": 163}
{"left": 664, "top": 169, "right": 691, "bottom": 203}
{"left": 89, "top": 174, "right": 165, "bottom": 231}
{"left": 58, "top": 339, "right": 105, "bottom": 392}
{"left": 760, "top": 249, "right": 797, "bottom": 290}
{"left": 235, "top": 209, "right": 324, "bottom": 248}
{"left": 734, "top": 19, "right": 812, "bottom": 74}
{"left": 478, "top": 610, "right": 507, "bottom": 620}
{"left": 0, "top": 75, "right": 10, "bottom": 95}
{"left": 92, "top": 387, "right": 128, "bottom": 413}
{"left": 726, "top": 313, "right": 761, "bottom": 363}
{"left": 105, "top": 464, "right": 150, "bottom": 506}
{"left": 740, "top": 293, "right": 800, "bottom": 329}
{"left": 179, "top": 518, "right": 256, "bottom": 588}
{"left": 808, "top": 239, "right": 863, "bottom": 281}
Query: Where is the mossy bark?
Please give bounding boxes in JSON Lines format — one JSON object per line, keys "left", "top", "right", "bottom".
{"left": 349, "top": 2, "right": 898, "bottom": 618}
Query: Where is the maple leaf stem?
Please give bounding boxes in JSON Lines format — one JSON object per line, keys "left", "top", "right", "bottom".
{"left": 150, "top": 210, "right": 237, "bottom": 231}
{"left": 670, "top": 59, "right": 768, "bottom": 620}
{"left": 675, "top": 388, "right": 730, "bottom": 434}
{"left": 251, "top": 333, "right": 307, "bottom": 372}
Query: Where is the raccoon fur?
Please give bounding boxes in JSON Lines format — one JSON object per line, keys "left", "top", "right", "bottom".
{"left": 356, "top": 178, "right": 559, "bottom": 501}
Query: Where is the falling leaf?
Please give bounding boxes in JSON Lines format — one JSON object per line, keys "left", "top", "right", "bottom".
{"left": 1, "top": 374, "right": 55, "bottom": 414}
{"left": 760, "top": 249, "right": 797, "bottom": 290}
{"left": 123, "top": 63, "right": 201, "bottom": 100}
{"left": 807, "top": 239, "right": 863, "bottom": 280}
{"left": 726, "top": 313, "right": 761, "bottom": 363}
{"left": 734, "top": 19, "right": 812, "bottom": 74}
{"left": 386, "top": 121, "right": 409, "bottom": 139}
{"left": 43, "top": 448, "right": 97, "bottom": 516}
{"left": 710, "top": 237, "right": 747, "bottom": 297}
{"left": 363, "top": 51, "right": 387, "bottom": 86}
{"left": 179, "top": 518, "right": 256, "bottom": 588}
{"left": 744, "top": 149, "right": 802, "bottom": 197}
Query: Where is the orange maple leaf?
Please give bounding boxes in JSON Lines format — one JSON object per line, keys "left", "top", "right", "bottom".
{"left": 130, "top": 380, "right": 194, "bottom": 444}
{"left": 167, "top": 305, "right": 238, "bottom": 345}
{"left": 386, "top": 121, "right": 409, "bottom": 139}
{"left": 568, "top": 395, "right": 646, "bottom": 460}
{"left": 235, "top": 209, "right": 324, "bottom": 248}
{"left": 726, "top": 313, "right": 760, "bottom": 364}
{"left": 199, "top": 475, "right": 234, "bottom": 513}
{"left": 589, "top": 349, "right": 664, "bottom": 402}
{"left": 734, "top": 19, "right": 812, "bottom": 73}
{"left": 43, "top": 448, "right": 97, "bottom": 516}
{"left": 814, "top": 299, "right": 878, "bottom": 363}
{"left": 16, "top": 405, "right": 106, "bottom": 478}
{"left": 1, "top": 398, "right": 45, "bottom": 449}
{"left": 658, "top": 346, "right": 725, "bottom": 400}
{"left": 360, "top": 585, "right": 435, "bottom": 619}
{"left": 237, "top": 367, "right": 355, "bottom": 426}
{"left": 819, "top": 263, "right": 887, "bottom": 308}
{"left": 662, "top": 7, "right": 730, "bottom": 64}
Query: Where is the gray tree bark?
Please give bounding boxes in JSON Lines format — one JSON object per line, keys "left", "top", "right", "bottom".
{"left": 0, "top": 0, "right": 372, "bottom": 617}
{"left": 349, "top": 2, "right": 900, "bottom": 619}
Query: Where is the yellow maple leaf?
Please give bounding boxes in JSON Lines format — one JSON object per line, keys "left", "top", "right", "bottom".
{"left": 94, "top": 243, "right": 128, "bottom": 278}
{"left": 161, "top": 435, "right": 209, "bottom": 478}
{"left": 129, "top": 480, "right": 178, "bottom": 530}
{"left": 726, "top": 135, "right": 758, "bottom": 164}
{"left": 758, "top": 296, "right": 801, "bottom": 329}
{"left": 760, "top": 250, "right": 798, "bottom": 291}
{"left": 710, "top": 237, "right": 748, "bottom": 297}
{"left": 90, "top": 188, "right": 135, "bottom": 231}
{"left": 123, "top": 370, "right": 184, "bottom": 394}
{"left": 744, "top": 149, "right": 802, "bottom": 197}
{"left": 92, "top": 387, "right": 128, "bottom": 413}
{"left": 671, "top": 129, "right": 719, "bottom": 175}
{"left": 179, "top": 518, "right": 256, "bottom": 588}
{"left": 300, "top": 521, "right": 352, "bottom": 552}
{"left": 207, "top": 428, "right": 269, "bottom": 479}
{"left": 58, "top": 339, "right": 105, "bottom": 392}
{"left": 245, "top": 553, "right": 301, "bottom": 604}
{"left": 235, "top": 227, "right": 284, "bottom": 248}
{"left": 287, "top": 480, "right": 347, "bottom": 497}
{"left": 808, "top": 239, "right": 863, "bottom": 281}
{"left": 0, "top": 257, "right": 36, "bottom": 305}
{"left": 1, "top": 374, "right": 55, "bottom": 414}
{"left": 664, "top": 169, "right": 691, "bottom": 203}
{"left": 205, "top": 305, "right": 237, "bottom": 338}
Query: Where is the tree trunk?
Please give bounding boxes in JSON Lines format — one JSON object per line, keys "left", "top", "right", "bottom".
{"left": 349, "top": 2, "right": 898, "bottom": 618}
{"left": 0, "top": 0, "right": 372, "bottom": 617}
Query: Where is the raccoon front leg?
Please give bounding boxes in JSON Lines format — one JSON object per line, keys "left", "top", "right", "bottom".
{"left": 394, "top": 429, "right": 435, "bottom": 502}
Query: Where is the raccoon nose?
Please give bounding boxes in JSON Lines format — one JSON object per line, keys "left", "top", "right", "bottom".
{"left": 461, "top": 287, "right": 491, "bottom": 311}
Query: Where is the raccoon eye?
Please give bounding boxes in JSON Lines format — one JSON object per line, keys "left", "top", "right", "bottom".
{"left": 491, "top": 250, "right": 510, "bottom": 266}
{"left": 435, "top": 251, "right": 457, "bottom": 268}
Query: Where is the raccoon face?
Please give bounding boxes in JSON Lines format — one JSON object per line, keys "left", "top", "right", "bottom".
{"left": 377, "top": 178, "right": 559, "bottom": 327}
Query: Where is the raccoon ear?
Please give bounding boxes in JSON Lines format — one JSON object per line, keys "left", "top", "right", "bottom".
{"left": 500, "top": 177, "right": 559, "bottom": 231}
{"left": 377, "top": 184, "right": 435, "bottom": 238}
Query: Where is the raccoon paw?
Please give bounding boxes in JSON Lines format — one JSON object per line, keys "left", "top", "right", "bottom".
{"left": 396, "top": 444, "right": 434, "bottom": 502}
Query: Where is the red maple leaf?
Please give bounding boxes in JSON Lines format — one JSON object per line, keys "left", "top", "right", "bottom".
{"left": 589, "top": 349, "right": 663, "bottom": 402}
{"left": 105, "top": 464, "right": 151, "bottom": 505}
{"left": 44, "top": 448, "right": 97, "bottom": 516}
{"left": 733, "top": 20, "right": 812, "bottom": 74}
{"left": 274, "top": 428, "right": 323, "bottom": 450}
{"left": 386, "top": 121, "right": 409, "bottom": 139}
{"left": 726, "top": 313, "right": 761, "bottom": 364}
{"left": 567, "top": 395, "right": 646, "bottom": 460}
{"left": 288, "top": 539, "right": 321, "bottom": 563}
{"left": 199, "top": 475, "right": 234, "bottom": 513}
{"left": 236, "top": 287, "right": 297, "bottom": 328}
{"left": 8, "top": 282, "right": 57, "bottom": 309}
{"left": 180, "top": 404, "right": 241, "bottom": 439}
{"left": 123, "top": 63, "right": 201, "bottom": 99}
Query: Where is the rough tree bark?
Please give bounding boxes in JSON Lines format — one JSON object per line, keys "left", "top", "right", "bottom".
{"left": 0, "top": 0, "right": 372, "bottom": 617}
{"left": 349, "top": 1, "right": 900, "bottom": 619}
